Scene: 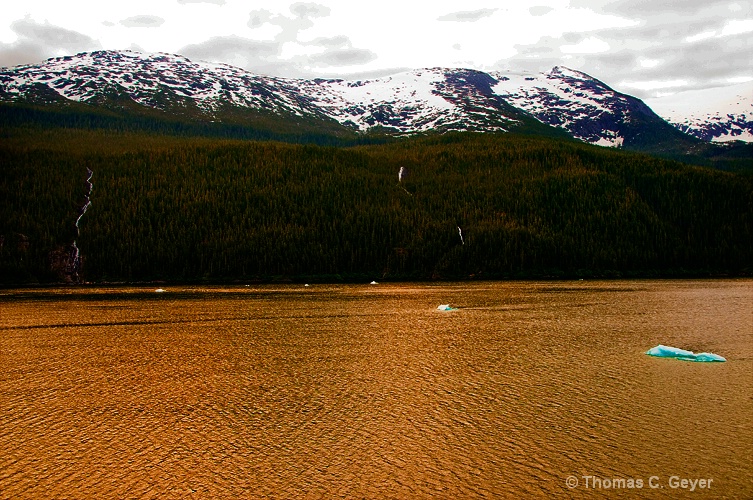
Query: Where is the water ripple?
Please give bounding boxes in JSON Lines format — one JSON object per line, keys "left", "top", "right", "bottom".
{"left": 0, "top": 281, "right": 751, "bottom": 498}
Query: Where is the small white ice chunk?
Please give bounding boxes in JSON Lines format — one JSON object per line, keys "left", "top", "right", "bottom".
{"left": 437, "top": 304, "right": 456, "bottom": 311}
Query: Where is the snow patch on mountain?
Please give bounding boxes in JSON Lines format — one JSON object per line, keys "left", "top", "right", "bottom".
{"left": 300, "top": 68, "right": 520, "bottom": 133}
{"left": 300, "top": 70, "right": 458, "bottom": 132}
{"left": 645, "top": 82, "right": 753, "bottom": 143}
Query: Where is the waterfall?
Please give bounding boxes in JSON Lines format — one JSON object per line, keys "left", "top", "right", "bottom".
{"left": 75, "top": 168, "right": 94, "bottom": 235}
{"left": 68, "top": 168, "right": 93, "bottom": 282}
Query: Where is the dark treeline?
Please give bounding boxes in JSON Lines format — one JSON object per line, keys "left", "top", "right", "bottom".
{"left": 1, "top": 129, "right": 751, "bottom": 283}
{"left": 0, "top": 102, "right": 390, "bottom": 147}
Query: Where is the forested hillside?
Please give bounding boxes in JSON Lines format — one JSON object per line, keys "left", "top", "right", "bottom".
{"left": 1, "top": 127, "right": 751, "bottom": 283}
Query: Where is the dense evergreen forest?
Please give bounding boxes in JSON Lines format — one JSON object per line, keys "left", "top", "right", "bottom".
{"left": 3, "top": 102, "right": 751, "bottom": 171}
{"left": 1, "top": 126, "right": 752, "bottom": 284}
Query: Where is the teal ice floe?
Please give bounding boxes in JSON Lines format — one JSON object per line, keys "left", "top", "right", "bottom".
{"left": 646, "top": 344, "right": 726, "bottom": 362}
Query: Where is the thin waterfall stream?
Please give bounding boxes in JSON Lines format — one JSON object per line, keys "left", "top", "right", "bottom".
{"left": 67, "top": 168, "right": 93, "bottom": 282}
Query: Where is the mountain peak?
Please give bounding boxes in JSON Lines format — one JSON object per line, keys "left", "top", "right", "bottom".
{"left": 547, "top": 66, "right": 593, "bottom": 80}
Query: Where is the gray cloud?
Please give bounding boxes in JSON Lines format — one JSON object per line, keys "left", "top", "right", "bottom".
{"left": 181, "top": 35, "right": 278, "bottom": 60}
{"left": 247, "top": 5, "right": 324, "bottom": 41}
{"left": 309, "top": 35, "right": 350, "bottom": 49}
{"left": 499, "top": 0, "right": 753, "bottom": 99}
{"left": 529, "top": 6, "right": 553, "bottom": 17}
{"left": 505, "top": 30, "right": 752, "bottom": 98}
{"left": 289, "top": 2, "right": 330, "bottom": 19}
{"left": 179, "top": 35, "right": 295, "bottom": 76}
{"left": 248, "top": 10, "right": 273, "bottom": 29}
{"left": 513, "top": 40, "right": 558, "bottom": 57}
{"left": 602, "top": 22, "right": 750, "bottom": 93}
{"left": 561, "top": 32, "right": 584, "bottom": 44}
{"left": 11, "top": 17, "right": 98, "bottom": 48}
{"left": 437, "top": 9, "right": 497, "bottom": 22}
{"left": 178, "top": 25, "right": 375, "bottom": 77}
{"left": 570, "top": 0, "right": 751, "bottom": 17}
{"left": 607, "top": 16, "right": 738, "bottom": 41}
{"left": 0, "top": 17, "right": 101, "bottom": 68}
{"left": 232, "top": 5, "right": 369, "bottom": 75}
{"left": 623, "top": 32, "right": 751, "bottom": 83}
{"left": 310, "top": 48, "right": 377, "bottom": 66}
{"left": 177, "top": 0, "right": 226, "bottom": 5}
{"left": 120, "top": 16, "right": 166, "bottom": 28}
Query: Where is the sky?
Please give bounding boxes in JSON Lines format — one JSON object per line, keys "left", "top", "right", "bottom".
{"left": 0, "top": 0, "right": 751, "bottom": 98}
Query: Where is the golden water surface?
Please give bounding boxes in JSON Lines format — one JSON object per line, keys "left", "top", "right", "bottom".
{"left": 0, "top": 280, "right": 751, "bottom": 498}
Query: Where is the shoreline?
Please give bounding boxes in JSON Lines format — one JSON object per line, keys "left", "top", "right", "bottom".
{"left": 2, "top": 270, "right": 751, "bottom": 290}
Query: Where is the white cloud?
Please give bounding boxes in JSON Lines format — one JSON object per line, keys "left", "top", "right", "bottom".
{"left": 529, "top": 6, "right": 553, "bottom": 17}
{"left": 720, "top": 18, "right": 753, "bottom": 36}
{"left": 685, "top": 31, "right": 716, "bottom": 43}
{"left": 619, "top": 79, "right": 690, "bottom": 91}
{"left": 120, "top": 16, "right": 165, "bottom": 28}
{"left": 437, "top": 9, "right": 497, "bottom": 22}
{"left": 561, "top": 36, "right": 610, "bottom": 54}
{"left": 638, "top": 57, "right": 662, "bottom": 68}
{"left": 0, "top": 0, "right": 749, "bottom": 96}
{"left": 684, "top": 18, "right": 753, "bottom": 42}
{"left": 727, "top": 75, "right": 753, "bottom": 84}
{"left": 178, "top": 0, "right": 226, "bottom": 4}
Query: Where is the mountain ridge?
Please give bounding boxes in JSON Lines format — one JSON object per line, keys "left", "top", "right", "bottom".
{"left": 1, "top": 50, "right": 750, "bottom": 152}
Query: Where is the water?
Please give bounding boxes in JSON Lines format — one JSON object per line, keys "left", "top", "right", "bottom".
{"left": 1, "top": 280, "right": 751, "bottom": 498}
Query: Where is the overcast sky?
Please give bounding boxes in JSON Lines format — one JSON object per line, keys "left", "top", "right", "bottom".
{"left": 1, "top": 0, "right": 751, "bottom": 98}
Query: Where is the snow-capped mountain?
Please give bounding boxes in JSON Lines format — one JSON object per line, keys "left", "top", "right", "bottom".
{"left": 492, "top": 67, "right": 660, "bottom": 147}
{"left": 0, "top": 50, "right": 327, "bottom": 118}
{"left": 646, "top": 82, "right": 753, "bottom": 143}
{"left": 0, "top": 51, "right": 539, "bottom": 136}
{"left": 0, "top": 50, "right": 734, "bottom": 149}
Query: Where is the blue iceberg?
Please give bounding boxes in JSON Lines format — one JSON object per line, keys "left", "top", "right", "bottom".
{"left": 646, "top": 344, "right": 726, "bottom": 362}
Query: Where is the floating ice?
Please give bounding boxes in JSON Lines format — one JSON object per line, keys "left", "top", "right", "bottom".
{"left": 646, "top": 344, "right": 726, "bottom": 362}
{"left": 437, "top": 304, "right": 457, "bottom": 311}
{"left": 155, "top": 288, "right": 166, "bottom": 293}
{"left": 370, "top": 281, "right": 378, "bottom": 285}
